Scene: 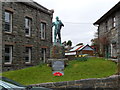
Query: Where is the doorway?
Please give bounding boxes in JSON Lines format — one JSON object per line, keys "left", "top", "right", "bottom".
{"left": 41, "top": 48, "right": 46, "bottom": 63}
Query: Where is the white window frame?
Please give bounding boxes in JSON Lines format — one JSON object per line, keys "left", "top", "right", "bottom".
{"left": 25, "top": 47, "right": 32, "bottom": 63}
{"left": 25, "top": 17, "right": 32, "bottom": 37}
{"left": 4, "top": 11, "right": 12, "bottom": 33}
{"left": 4, "top": 45, "right": 13, "bottom": 64}
{"left": 113, "top": 17, "right": 116, "bottom": 27}
{"left": 41, "top": 22, "right": 46, "bottom": 39}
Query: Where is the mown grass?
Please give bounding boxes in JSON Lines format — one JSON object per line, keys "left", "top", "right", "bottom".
{"left": 2, "top": 57, "right": 117, "bottom": 85}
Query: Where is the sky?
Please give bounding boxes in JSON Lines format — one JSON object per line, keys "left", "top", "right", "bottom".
{"left": 34, "top": 0, "right": 120, "bottom": 46}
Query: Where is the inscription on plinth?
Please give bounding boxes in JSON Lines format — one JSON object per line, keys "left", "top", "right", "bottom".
{"left": 50, "top": 45, "right": 65, "bottom": 59}
{"left": 52, "top": 60, "right": 65, "bottom": 75}
{"left": 52, "top": 60, "right": 64, "bottom": 71}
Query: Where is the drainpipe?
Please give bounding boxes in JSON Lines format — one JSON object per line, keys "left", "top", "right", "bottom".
{"left": 111, "top": 44, "right": 113, "bottom": 57}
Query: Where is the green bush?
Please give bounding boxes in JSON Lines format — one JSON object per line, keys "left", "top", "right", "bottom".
{"left": 38, "top": 62, "right": 45, "bottom": 67}
{"left": 75, "top": 56, "right": 88, "bottom": 61}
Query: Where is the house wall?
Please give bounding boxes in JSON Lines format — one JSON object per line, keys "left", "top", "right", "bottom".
{"left": 117, "top": 8, "right": 120, "bottom": 73}
{"left": 98, "top": 10, "right": 120, "bottom": 58}
{"left": 0, "top": 2, "right": 2, "bottom": 73}
{"left": 2, "top": 2, "right": 53, "bottom": 71}
{"left": 65, "top": 55, "right": 75, "bottom": 60}
{"left": 78, "top": 50, "right": 94, "bottom": 56}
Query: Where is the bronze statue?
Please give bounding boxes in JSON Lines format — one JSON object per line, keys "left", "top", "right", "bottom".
{"left": 52, "top": 16, "right": 64, "bottom": 45}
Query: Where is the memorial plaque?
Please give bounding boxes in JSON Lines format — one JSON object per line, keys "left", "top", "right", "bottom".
{"left": 52, "top": 60, "right": 64, "bottom": 71}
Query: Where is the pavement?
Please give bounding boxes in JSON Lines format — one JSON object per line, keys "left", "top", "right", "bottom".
{"left": 107, "top": 58, "right": 118, "bottom": 63}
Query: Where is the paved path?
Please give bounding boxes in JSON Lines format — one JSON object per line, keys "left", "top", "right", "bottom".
{"left": 108, "top": 58, "right": 118, "bottom": 63}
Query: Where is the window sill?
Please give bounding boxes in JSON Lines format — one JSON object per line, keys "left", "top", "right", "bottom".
{"left": 4, "top": 63, "right": 12, "bottom": 66}
{"left": 111, "top": 27, "right": 116, "bottom": 30}
{"left": 25, "top": 62, "right": 33, "bottom": 66}
{"left": 25, "top": 35, "right": 32, "bottom": 38}
{"left": 41, "top": 39, "right": 46, "bottom": 41}
{"left": 4, "top": 32, "right": 15, "bottom": 36}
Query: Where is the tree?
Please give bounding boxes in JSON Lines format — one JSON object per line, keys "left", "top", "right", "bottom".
{"left": 99, "top": 34, "right": 109, "bottom": 57}
{"left": 91, "top": 38, "right": 98, "bottom": 46}
{"left": 62, "top": 41, "right": 67, "bottom": 46}
{"left": 67, "top": 40, "right": 72, "bottom": 46}
{"left": 91, "top": 32, "right": 99, "bottom": 46}
{"left": 76, "top": 43, "right": 83, "bottom": 46}
{"left": 99, "top": 35, "right": 109, "bottom": 46}
{"left": 91, "top": 32, "right": 99, "bottom": 56}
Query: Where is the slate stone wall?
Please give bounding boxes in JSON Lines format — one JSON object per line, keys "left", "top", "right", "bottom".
{"left": 0, "top": 2, "right": 2, "bottom": 73}
{"left": 116, "top": 10, "right": 120, "bottom": 74}
{"left": 31, "top": 75, "right": 120, "bottom": 89}
{"left": 2, "top": 2, "right": 53, "bottom": 71}
{"left": 98, "top": 10, "right": 120, "bottom": 57}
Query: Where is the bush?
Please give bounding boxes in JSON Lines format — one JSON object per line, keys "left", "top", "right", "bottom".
{"left": 38, "top": 62, "right": 45, "bottom": 67}
{"left": 75, "top": 56, "right": 88, "bottom": 61}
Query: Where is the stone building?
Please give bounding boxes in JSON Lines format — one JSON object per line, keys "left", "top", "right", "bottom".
{"left": 1, "top": 2, "right": 53, "bottom": 71}
{"left": 94, "top": 2, "right": 120, "bottom": 58}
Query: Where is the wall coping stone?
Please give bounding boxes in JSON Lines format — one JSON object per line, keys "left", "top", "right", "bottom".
{"left": 30, "top": 75, "right": 120, "bottom": 88}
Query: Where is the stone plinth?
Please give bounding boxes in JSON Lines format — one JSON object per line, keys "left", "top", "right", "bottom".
{"left": 48, "top": 58, "right": 68, "bottom": 64}
{"left": 48, "top": 43, "right": 68, "bottom": 75}
{"left": 48, "top": 58, "right": 68, "bottom": 75}
{"left": 47, "top": 58, "right": 68, "bottom": 66}
{"left": 50, "top": 45, "right": 65, "bottom": 59}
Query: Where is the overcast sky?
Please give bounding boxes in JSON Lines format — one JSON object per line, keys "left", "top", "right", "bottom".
{"left": 34, "top": 0, "right": 119, "bottom": 46}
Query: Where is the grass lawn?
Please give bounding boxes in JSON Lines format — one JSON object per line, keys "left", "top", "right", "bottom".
{"left": 2, "top": 57, "right": 117, "bottom": 85}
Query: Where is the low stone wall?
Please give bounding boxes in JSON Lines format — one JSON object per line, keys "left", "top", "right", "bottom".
{"left": 31, "top": 75, "right": 120, "bottom": 89}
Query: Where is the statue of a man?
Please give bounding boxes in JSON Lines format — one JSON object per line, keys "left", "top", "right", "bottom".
{"left": 52, "top": 16, "right": 64, "bottom": 45}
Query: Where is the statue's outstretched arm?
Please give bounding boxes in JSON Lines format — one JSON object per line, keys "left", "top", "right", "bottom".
{"left": 62, "top": 23, "right": 64, "bottom": 27}
{"left": 60, "top": 20, "right": 64, "bottom": 27}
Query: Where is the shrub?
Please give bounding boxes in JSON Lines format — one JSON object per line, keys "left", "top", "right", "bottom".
{"left": 75, "top": 56, "right": 88, "bottom": 61}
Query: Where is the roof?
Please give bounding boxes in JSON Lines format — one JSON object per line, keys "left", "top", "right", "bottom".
{"left": 70, "top": 44, "right": 94, "bottom": 52}
{"left": 65, "top": 45, "right": 94, "bottom": 56}
{"left": 70, "top": 45, "right": 84, "bottom": 52}
{"left": 20, "top": 1, "right": 53, "bottom": 15}
{"left": 79, "top": 44, "right": 94, "bottom": 51}
{"left": 94, "top": 1, "right": 120, "bottom": 25}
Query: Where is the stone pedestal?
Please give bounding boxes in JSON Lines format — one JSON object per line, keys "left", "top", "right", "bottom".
{"left": 48, "top": 43, "right": 68, "bottom": 75}
{"left": 48, "top": 58, "right": 68, "bottom": 75}
{"left": 50, "top": 45, "right": 65, "bottom": 59}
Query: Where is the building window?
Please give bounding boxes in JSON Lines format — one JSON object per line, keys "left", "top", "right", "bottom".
{"left": 25, "top": 47, "right": 32, "bottom": 63}
{"left": 41, "top": 22, "right": 46, "bottom": 39}
{"left": 105, "top": 21, "right": 108, "bottom": 32}
{"left": 25, "top": 17, "right": 32, "bottom": 37}
{"left": 4, "top": 11, "right": 12, "bottom": 32}
{"left": 41, "top": 48, "right": 46, "bottom": 63}
{"left": 4, "top": 45, "right": 12, "bottom": 64}
{"left": 113, "top": 17, "right": 116, "bottom": 27}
